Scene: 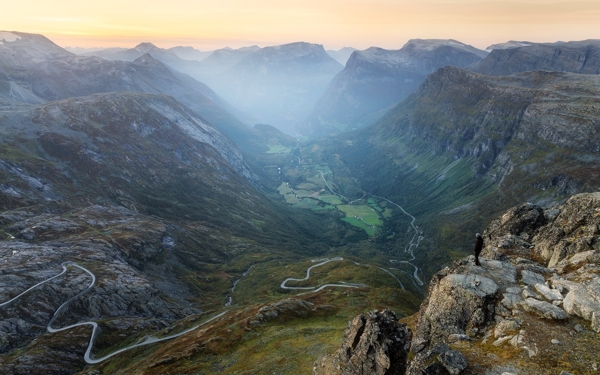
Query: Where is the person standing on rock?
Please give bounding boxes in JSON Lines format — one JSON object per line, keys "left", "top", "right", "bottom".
{"left": 474, "top": 233, "right": 483, "bottom": 266}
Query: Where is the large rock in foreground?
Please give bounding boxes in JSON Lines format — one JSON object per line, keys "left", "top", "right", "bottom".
{"left": 313, "top": 309, "right": 412, "bottom": 375}
{"left": 319, "top": 193, "right": 600, "bottom": 375}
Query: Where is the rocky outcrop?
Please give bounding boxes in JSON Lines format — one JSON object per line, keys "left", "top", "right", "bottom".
{"left": 483, "top": 192, "right": 600, "bottom": 268}
{"left": 410, "top": 193, "right": 600, "bottom": 374}
{"left": 321, "top": 192, "right": 600, "bottom": 374}
{"left": 313, "top": 310, "right": 411, "bottom": 375}
{"left": 246, "top": 298, "right": 334, "bottom": 327}
{"left": 405, "top": 258, "right": 501, "bottom": 375}
{"left": 411, "top": 271, "right": 499, "bottom": 353}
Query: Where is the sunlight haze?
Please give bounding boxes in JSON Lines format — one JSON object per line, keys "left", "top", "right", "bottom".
{"left": 2, "top": 0, "right": 599, "bottom": 50}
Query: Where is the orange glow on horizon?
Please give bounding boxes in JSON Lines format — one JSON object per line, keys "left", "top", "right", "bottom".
{"left": 2, "top": 0, "right": 599, "bottom": 51}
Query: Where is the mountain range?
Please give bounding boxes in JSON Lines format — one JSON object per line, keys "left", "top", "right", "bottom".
{"left": 304, "top": 39, "right": 488, "bottom": 136}
{"left": 0, "top": 32, "right": 251, "bottom": 144}
{"left": 208, "top": 42, "right": 344, "bottom": 135}
{"left": 75, "top": 40, "right": 346, "bottom": 136}
{"left": 2, "top": 29, "right": 600, "bottom": 375}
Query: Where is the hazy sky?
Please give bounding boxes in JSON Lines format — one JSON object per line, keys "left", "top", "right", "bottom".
{"left": 2, "top": 0, "right": 599, "bottom": 51}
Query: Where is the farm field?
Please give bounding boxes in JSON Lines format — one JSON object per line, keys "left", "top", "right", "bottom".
{"left": 276, "top": 166, "right": 390, "bottom": 237}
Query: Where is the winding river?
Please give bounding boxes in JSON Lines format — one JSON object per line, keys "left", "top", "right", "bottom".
{"left": 318, "top": 172, "right": 425, "bottom": 287}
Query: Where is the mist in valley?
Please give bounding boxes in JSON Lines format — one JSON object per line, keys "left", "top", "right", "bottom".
{"left": 1, "top": 3, "right": 600, "bottom": 373}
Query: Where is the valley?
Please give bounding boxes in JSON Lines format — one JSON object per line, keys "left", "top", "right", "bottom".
{"left": 1, "top": 29, "right": 600, "bottom": 375}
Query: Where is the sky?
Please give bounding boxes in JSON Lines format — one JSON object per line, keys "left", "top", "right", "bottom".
{"left": 2, "top": 0, "right": 599, "bottom": 51}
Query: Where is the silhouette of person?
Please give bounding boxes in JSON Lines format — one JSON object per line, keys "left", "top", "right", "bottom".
{"left": 474, "top": 233, "right": 483, "bottom": 266}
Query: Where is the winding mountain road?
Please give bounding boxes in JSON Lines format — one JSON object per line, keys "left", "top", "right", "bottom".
{"left": 0, "top": 263, "right": 68, "bottom": 308}
{"left": 0, "top": 262, "right": 227, "bottom": 365}
{"left": 280, "top": 257, "right": 366, "bottom": 293}
{"left": 2, "top": 257, "right": 369, "bottom": 366}
{"left": 4, "top": 257, "right": 364, "bottom": 365}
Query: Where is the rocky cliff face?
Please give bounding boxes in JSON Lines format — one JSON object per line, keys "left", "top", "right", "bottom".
{"left": 327, "top": 65, "right": 600, "bottom": 269}
{"left": 305, "top": 39, "right": 486, "bottom": 137}
{"left": 470, "top": 40, "right": 600, "bottom": 76}
{"left": 317, "top": 192, "right": 600, "bottom": 374}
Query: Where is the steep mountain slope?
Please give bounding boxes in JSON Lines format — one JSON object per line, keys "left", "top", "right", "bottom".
{"left": 316, "top": 192, "right": 600, "bottom": 375}
{"left": 0, "top": 32, "right": 250, "bottom": 143}
{"left": 0, "top": 92, "right": 260, "bottom": 217}
{"left": 0, "top": 92, "right": 346, "bottom": 373}
{"left": 321, "top": 67, "right": 600, "bottom": 272}
{"left": 209, "top": 42, "right": 344, "bottom": 135}
{"left": 305, "top": 39, "right": 487, "bottom": 136}
{"left": 470, "top": 40, "right": 600, "bottom": 76}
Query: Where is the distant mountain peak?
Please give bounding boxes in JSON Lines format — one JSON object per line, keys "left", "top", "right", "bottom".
{"left": 471, "top": 40, "right": 600, "bottom": 75}
{"left": 0, "top": 30, "right": 73, "bottom": 63}
{"left": 238, "top": 45, "right": 260, "bottom": 52}
{"left": 402, "top": 39, "right": 488, "bottom": 58}
{"left": 268, "top": 41, "right": 325, "bottom": 54}
{"left": 485, "top": 40, "right": 535, "bottom": 51}
{"left": 135, "top": 42, "right": 159, "bottom": 51}
{"left": 133, "top": 53, "right": 158, "bottom": 64}
{"left": 246, "top": 42, "right": 341, "bottom": 66}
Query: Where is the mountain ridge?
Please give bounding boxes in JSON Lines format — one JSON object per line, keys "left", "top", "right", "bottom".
{"left": 470, "top": 39, "right": 600, "bottom": 76}
{"left": 207, "top": 42, "right": 344, "bottom": 135}
{"left": 305, "top": 39, "right": 487, "bottom": 136}
{"left": 0, "top": 32, "right": 251, "bottom": 144}
{"left": 319, "top": 65, "right": 600, "bottom": 276}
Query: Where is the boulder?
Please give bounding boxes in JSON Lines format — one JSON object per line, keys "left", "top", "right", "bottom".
{"left": 406, "top": 344, "right": 467, "bottom": 375}
{"left": 522, "top": 286, "right": 540, "bottom": 299}
{"left": 534, "top": 283, "right": 563, "bottom": 301}
{"left": 438, "top": 349, "right": 467, "bottom": 375}
{"left": 494, "top": 319, "right": 521, "bottom": 338}
{"left": 521, "top": 270, "right": 545, "bottom": 285}
{"left": 313, "top": 309, "right": 412, "bottom": 375}
{"left": 562, "top": 278, "right": 600, "bottom": 332}
{"left": 501, "top": 293, "right": 521, "bottom": 309}
{"left": 520, "top": 298, "right": 568, "bottom": 320}
{"left": 473, "top": 259, "right": 517, "bottom": 286}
